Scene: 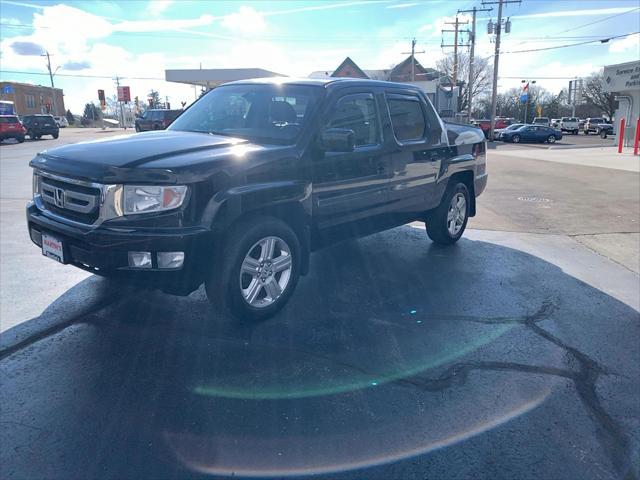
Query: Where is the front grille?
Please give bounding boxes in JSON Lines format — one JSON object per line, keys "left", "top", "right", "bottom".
{"left": 39, "top": 175, "right": 101, "bottom": 225}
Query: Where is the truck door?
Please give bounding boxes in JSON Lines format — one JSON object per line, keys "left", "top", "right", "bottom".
{"left": 312, "top": 90, "right": 392, "bottom": 229}
{"left": 386, "top": 91, "right": 448, "bottom": 212}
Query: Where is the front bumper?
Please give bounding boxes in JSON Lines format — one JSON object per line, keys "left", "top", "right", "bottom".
{"left": 27, "top": 202, "right": 213, "bottom": 295}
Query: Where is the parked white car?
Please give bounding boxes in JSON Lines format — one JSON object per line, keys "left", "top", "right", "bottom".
{"left": 53, "top": 116, "right": 69, "bottom": 128}
{"left": 560, "top": 117, "right": 579, "bottom": 135}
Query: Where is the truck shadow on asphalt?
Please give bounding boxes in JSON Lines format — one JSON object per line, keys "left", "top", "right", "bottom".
{"left": 1, "top": 226, "right": 639, "bottom": 480}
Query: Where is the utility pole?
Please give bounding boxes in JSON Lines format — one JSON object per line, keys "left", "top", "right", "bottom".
{"left": 114, "top": 75, "right": 124, "bottom": 129}
{"left": 483, "top": 0, "right": 520, "bottom": 140}
{"left": 41, "top": 51, "right": 58, "bottom": 116}
{"left": 402, "top": 38, "right": 425, "bottom": 82}
{"left": 443, "top": 18, "right": 469, "bottom": 92}
{"left": 458, "top": 6, "right": 492, "bottom": 122}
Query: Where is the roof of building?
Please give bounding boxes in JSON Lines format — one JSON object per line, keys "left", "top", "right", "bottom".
{"left": 165, "top": 68, "right": 285, "bottom": 87}
{"left": 0, "top": 80, "right": 63, "bottom": 91}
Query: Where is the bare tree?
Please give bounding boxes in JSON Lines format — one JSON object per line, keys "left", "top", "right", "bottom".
{"left": 582, "top": 71, "right": 618, "bottom": 120}
{"left": 437, "top": 52, "right": 492, "bottom": 113}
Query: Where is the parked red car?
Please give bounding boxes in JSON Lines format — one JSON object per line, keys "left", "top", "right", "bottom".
{"left": 472, "top": 118, "right": 511, "bottom": 138}
{"left": 0, "top": 115, "right": 26, "bottom": 143}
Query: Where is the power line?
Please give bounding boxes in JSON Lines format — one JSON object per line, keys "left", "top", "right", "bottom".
{"left": 553, "top": 7, "right": 640, "bottom": 35}
{"left": 502, "top": 31, "right": 639, "bottom": 54}
{"left": 0, "top": 70, "right": 164, "bottom": 80}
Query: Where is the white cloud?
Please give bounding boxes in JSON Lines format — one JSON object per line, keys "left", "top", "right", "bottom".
{"left": 609, "top": 33, "right": 640, "bottom": 54}
{"left": 146, "top": 0, "right": 173, "bottom": 17}
{"left": 3, "top": 17, "right": 23, "bottom": 25}
{"left": 418, "top": 24, "right": 433, "bottom": 33}
{"left": 386, "top": 3, "right": 419, "bottom": 9}
{"left": 221, "top": 6, "right": 266, "bottom": 34}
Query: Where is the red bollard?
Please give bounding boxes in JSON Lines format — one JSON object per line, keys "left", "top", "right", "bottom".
{"left": 634, "top": 118, "right": 640, "bottom": 156}
{"left": 618, "top": 118, "right": 625, "bottom": 153}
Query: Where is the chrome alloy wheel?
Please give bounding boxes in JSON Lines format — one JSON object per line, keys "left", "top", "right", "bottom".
{"left": 447, "top": 192, "right": 467, "bottom": 236}
{"left": 239, "top": 236, "right": 292, "bottom": 308}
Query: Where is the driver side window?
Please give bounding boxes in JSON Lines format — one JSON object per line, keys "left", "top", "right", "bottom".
{"left": 326, "top": 94, "right": 380, "bottom": 147}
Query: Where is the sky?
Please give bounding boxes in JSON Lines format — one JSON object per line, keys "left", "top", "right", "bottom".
{"left": 1, "top": 0, "right": 639, "bottom": 114}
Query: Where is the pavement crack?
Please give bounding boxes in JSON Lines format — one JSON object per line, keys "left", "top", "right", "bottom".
{"left": 388, "top": 297, "right": 637, "bottom": 480}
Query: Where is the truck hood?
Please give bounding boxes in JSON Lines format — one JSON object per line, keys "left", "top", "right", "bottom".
{"left": 29, "top": 130, "right": 274, "bottom": 183}
{"left": 33, "top": 130, "right": 247, "bottom": 168}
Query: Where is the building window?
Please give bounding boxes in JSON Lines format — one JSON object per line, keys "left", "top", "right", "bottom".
{"left": 25, "top": 94, "right": 36, "bottom": 109}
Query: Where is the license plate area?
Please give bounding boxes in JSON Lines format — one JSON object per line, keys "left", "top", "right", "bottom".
{"left": 42, "top": 233, "right": 65, "bottom": 263}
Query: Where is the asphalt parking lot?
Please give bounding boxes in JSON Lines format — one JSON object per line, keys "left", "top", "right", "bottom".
{"left": 1, "top": 130, "right": 638, "bottom": 480}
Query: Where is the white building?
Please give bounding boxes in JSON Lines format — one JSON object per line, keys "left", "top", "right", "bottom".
{"left": 602, "top": 60, "right": 640, "bottom": 144}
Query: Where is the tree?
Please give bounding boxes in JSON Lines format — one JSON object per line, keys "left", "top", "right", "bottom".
{"left": 65, "top": 109, "right": 74, "bottom": 125}
{"left": 582, "top": 71, "right": 618, "bottom": 120}
{"left": 82, "top": 103, "right": 101, "bottom": 126}
{"left": 436, "top": 52, "right": 492, "bottom": 113}
{"left": 148, "top": 90, "right": 161, "bottom": 108}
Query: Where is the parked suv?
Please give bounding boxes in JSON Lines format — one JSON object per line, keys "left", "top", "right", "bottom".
{"left": 0, "top": 115, "right": 26, "bottom": 143}
{"left": 27, "top": 78, "right": 487, "bottom": 320}
{"left": 584, "top": 118, "right": 613, "bottom": 135}
{"left": 134, "top": 109, "right": 182, "bottom": 132}
{"left": 53, "top": 116, "right": 69, "bottom": 128}
{"left": 21, "top": 114, "right": 59, "bottom": 140}
{"left": 560, "top": 117, "right": 579, "bottom": 135}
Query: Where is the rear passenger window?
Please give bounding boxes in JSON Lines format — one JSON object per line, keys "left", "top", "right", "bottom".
{"left": 328, "top": 94, "right": 380, "bottom": 147}
{"left": 388, "top": 97, "right": 425, "bottom": 142}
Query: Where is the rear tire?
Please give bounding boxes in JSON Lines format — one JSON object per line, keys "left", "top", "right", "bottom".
{"left": 584, "top": 130, "right": 589, "bottom": 135}
{"left": 426, "top": 182, "right": 470, "bottom": 245}
{"left": 17, "top": 135, "right": 24, "bottom": 143}
{"left": 206, "top": 217, "right": 301, "bottom": 321}
{"left": 547, "top": 135, "right": 556, "bottom": 144}
{"left": 52, "top": 133, "right": 59, "bottom": 139}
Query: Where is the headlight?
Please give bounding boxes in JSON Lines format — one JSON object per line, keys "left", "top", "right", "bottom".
{"left": 123, "top": 185, "right": 188, "bottom": 215}
{"left": 32, "top": 172, "right": 41, "bottom": 198}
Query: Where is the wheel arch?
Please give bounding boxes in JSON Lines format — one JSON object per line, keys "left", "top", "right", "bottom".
{"left": 449, "top": 170, "right": 476, "bottom": 216}
{"left": 209, "top": 193, "right": 312, "bottom": 276}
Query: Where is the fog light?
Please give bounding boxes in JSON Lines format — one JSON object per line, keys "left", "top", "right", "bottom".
{"left": 30, "top": 228, "right": 42, "bottom": 247}
{"left": 128, "top": 251, "right": 152, "bottom": 269}
{"left": 157, "top": 251, "right": 184, "bottom": 269}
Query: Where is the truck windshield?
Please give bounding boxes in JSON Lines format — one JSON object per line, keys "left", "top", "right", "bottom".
{"left": 169, "top": 84, "right": 322, "bottom": 145}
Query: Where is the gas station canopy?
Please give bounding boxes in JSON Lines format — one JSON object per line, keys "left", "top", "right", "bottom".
{"left": 165, "top": 68, "right": 285, "bottom": 89}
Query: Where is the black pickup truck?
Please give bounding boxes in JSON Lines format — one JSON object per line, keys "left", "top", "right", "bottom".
{"left": 27, "top": 78, "right": 487, "bottom": 320}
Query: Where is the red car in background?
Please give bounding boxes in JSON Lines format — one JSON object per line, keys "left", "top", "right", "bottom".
{"left": 0, "top": 115, "right": 26, "bottom": 143}
{"left": 473, "top": 118, "right": 512, "bottom": 138}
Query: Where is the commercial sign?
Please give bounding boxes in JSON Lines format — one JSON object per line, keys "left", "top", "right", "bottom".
{"left": 117, "top": 86, "right": 131, "bottom": 103}
{"left": 603, "top": 60, "right": 640, "bottom": 93}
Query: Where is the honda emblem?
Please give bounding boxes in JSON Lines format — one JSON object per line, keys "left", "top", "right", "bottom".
{"left": 54, "top": 187, "right": 65, "bottom": 207}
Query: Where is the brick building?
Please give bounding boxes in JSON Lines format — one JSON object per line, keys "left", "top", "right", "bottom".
{"left": 0, "top": 81, "right": 65, "bottom": 116}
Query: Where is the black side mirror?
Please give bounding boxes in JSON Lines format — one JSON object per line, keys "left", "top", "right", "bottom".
{"left": 317, "top": 128, "right": 355, "bottom": 152}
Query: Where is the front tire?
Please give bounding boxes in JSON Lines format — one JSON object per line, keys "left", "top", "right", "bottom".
{"left": 52, "top": 133, "right": 59, "bottom": 139}
{"left": 511, "top": 134, "right": 521, "bottom": 143}
{"left": 547, "top": 135, "right": 556, "bottom": 143}
{"left": 17, "top": 135, "right": 24, "bottom": 143}
{"left": 426, "top": 182, "right": 470, "bottom": 245}
{"left": 206, "top": 217, "right": 301, "bottom": 321}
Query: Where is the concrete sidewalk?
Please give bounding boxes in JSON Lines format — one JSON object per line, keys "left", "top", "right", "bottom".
{"left": 492, "top": 145, "right": 640, "bottom": 172}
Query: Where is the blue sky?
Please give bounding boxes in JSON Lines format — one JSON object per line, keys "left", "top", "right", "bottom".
{"left": 1, "top": 0, "right": 638, "bottom": 113}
